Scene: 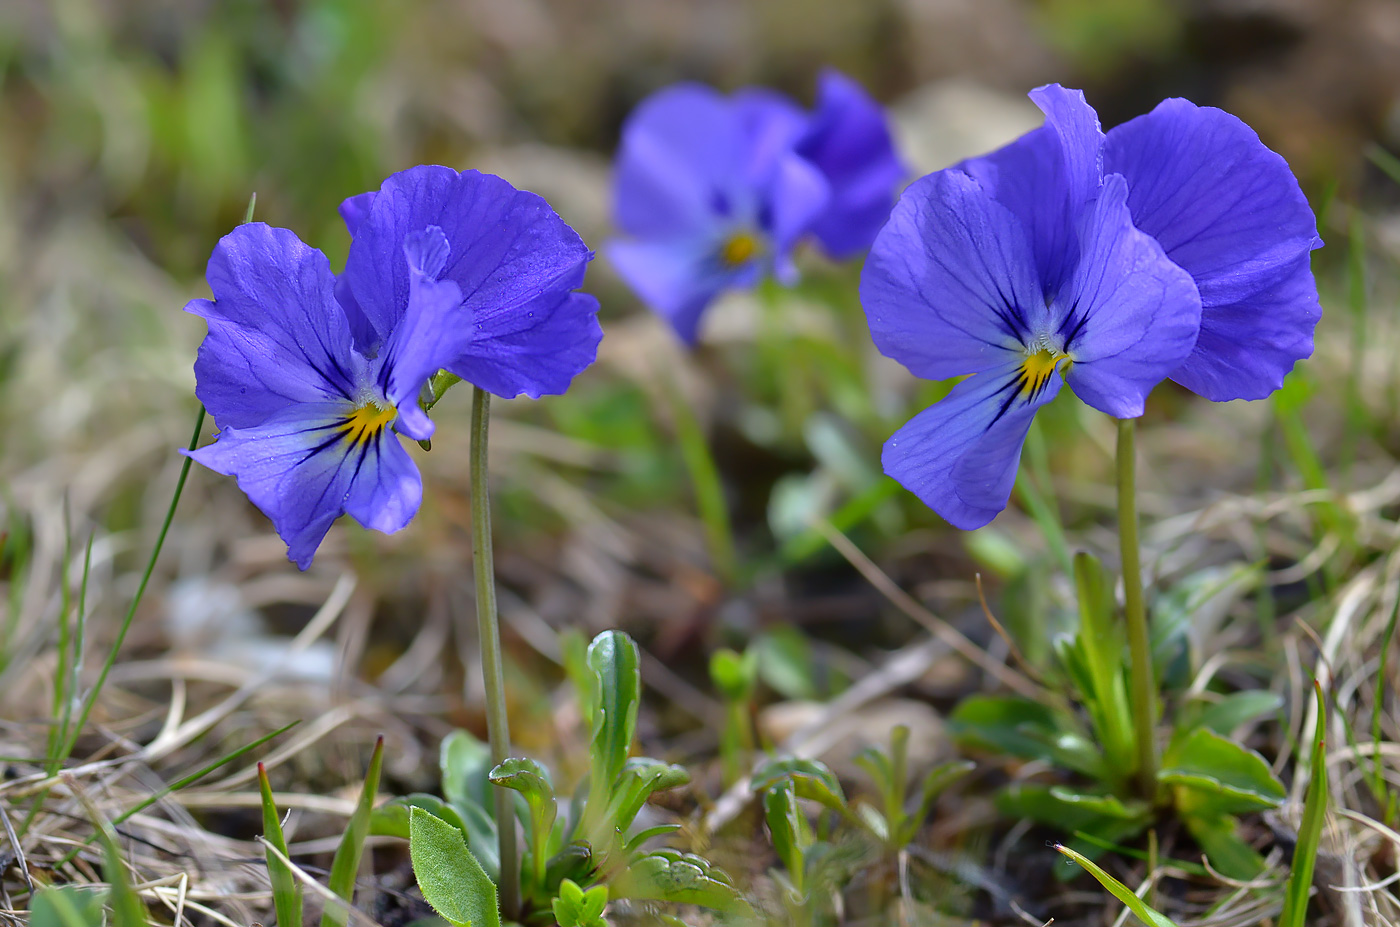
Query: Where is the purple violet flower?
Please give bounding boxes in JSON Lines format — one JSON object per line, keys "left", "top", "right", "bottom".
{"left": 609, "top": 69, "right": 904, "bottom": 343}
{"left": 861, "top": 85, "right": 1321, "bottom": 529}
{"left": 188, "top": 166, "right": 600, "bottom": 568}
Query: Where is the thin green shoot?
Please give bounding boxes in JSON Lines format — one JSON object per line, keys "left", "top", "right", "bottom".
{"left": 1280, "top": 681, "right": 1328, "bottom": 927}
{"left": 1371, "top": 585, "right": 1400, "bottom": 826}
{"left": 1015, "top": 418, "right": 1073, "bottom": 579}
{"left": 659, "top": 370, "right": 737, "bottom": 587}
{"left": 260, "top": 761, "right": 303, "bottom": 927}
{"left": 52, "top": 405, "right": 206, "bottom": 775}
{"left": 321, "top": 734, "right": 384, "bottom": 927}
{"left": 1055, "top": 844, "right": 1178, "bottom": 927}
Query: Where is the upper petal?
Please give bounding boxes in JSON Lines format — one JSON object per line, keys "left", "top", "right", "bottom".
{"left": 860, "top": 169, "right": 1042, "bottom": 381}
{"left": 1058, "top": 173, "right": 1202, "bottom": 418}
{"left": 795, "top": 68, "right": 906, "bottom": 258}
{"left": 884, "top": 363, "right": 1062, "bottom": 530}
{"left": 958, "top": 84, "right": 1104, "bottom": 294}
{"left": 342, "top": 166, "right": 599, "bottom": 396}
{"left": 766, "top": 151, "right": 830, "bottom": 279}
{"left": 339, "top": 191, "right": 378, "bottom": 236}
{"left": 377, "top": 226, "right": 471, "bottom": 440}
{"left": 188, "top": 223, "right": 358, "bottom": 429}
{"left": 1103, "top": 98, "right": 1322, "bottom": 400}
{"left": 188, "top": 401, "right": 421, "bottom": 569}
{"left": 613, "top": 84, "right": 749, "bottom": 240}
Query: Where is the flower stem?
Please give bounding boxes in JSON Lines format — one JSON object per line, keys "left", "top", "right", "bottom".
{"left": 1116, "top": 417, "right": 1158, "bottom": 801}
{"left": 470, "top": 386, "right": 519, "bottom": 917}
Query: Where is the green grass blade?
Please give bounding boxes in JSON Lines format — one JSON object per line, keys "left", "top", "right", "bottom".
{"left": 1055, "top": 844, "right": 1178, "bottom": 927}
{"left": 55, "top": 405, "right": 206, "bottom": 769}
{"left": 260, "top": 761, "right": 303, "bottom": 927}
{"left": 56, "top": 721, "right": 298, "bottom": 867}
{"left": 1280, "top": 681, "right": 1328, "bottom": 927}
{"left": 320, "top": 735, "right": 384, "bottom": 927}
{"left": 71, "top": 782, "right": 149, "bottom": 927}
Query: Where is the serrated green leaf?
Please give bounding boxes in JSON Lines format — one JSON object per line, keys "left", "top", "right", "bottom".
{"left": 1055, "top": 844, "right": 1180, "bottom": 927}
{"left": 259, "top": 762, "right": 302, "bottom": 927}
{"left": 1160, "top": 727, "right": 1285, "bottom": 814}
{"left": 321, "top": 736, "right": 384, "bottom": 927}
{"left": 409, "top": 807, "right": 501, "bottom": 927}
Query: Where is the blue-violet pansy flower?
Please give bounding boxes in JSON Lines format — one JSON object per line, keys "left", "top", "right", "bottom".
{"left": 862, "top": 84, "right": 1321, "bottom": 529}
{"left": 610, "top": 69, "right": 904, "bottom": 343}
{"left": 188, "top": 166, "right": 600, "bottom": 568}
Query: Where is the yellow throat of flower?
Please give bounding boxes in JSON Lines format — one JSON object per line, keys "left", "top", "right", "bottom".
{"left": 341, "top": 401, "right": 397, "bottom": 446}
{"left": 719, "top": 231, "right": 760, "bottom": 268}
{"left": 1018, "top": 348, "right": 1070, "bottom": 400}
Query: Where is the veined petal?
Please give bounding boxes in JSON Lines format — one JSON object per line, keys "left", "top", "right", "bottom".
{"left": 339, "top": 191, "right": 377, "bottom": 236}
{"left": 342, "top": 166, "right": 599, "bottom": 397}
{"left": 378, "top": 227, "right": 470, "bottom": 440}
{"left": 860, "top": 170, "right": 1042, "bottom": 380}
{"left": 796, "top": 68, "right": 906, "bottom": 258}
{"left": 884, "top": 363, "right": 1063, "bottom": 530}
{"left": 1104, "top": 98, "right": 1322, "bottom": 400}
{"left": 608, "top": 237, "right": 756, "bottom": 344}
{"left": 188, "top": 223, "right": 358, "bottom": 429}
{"left": 958, "top": 84, "right": 1104, "bottom": 294}
{"left": 1058, "top": 174, "right": 1202, "bottom": 418}
{"left": 188, "top": 402, "right": 422, "bottom": 570}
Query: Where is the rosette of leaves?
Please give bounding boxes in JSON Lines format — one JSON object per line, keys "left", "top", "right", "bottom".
{"left": 374, "top": 630, "right": 749, "bottom": 926}
{"left": 948, "top": 553, "right": 1286, "bottom": 878}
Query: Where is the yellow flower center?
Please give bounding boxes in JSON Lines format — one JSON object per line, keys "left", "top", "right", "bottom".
{"left": 719, "top": 231, "right": 760, "bottom": 268}
{"left": 341, "top": 401, "right": 397, "bottom": 446}
{"left": 1018, "top": 348, "right": 1070, "bottom": 400}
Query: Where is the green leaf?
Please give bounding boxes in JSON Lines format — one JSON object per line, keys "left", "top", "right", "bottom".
{"left": 1281, "top": 681, "right": 1329, "bottom": 927}
{"left": 29, "top": 887, "right": 106, "bottom": 927}
{"left": 752, "top": 757, "right": 850, "bottom": 817}
{"left": 762, "top": 780, "right": 809, "bottom": 888}
{"left": 998, "top": 784, "right": 1149, "bottom": 870}
{"left": 1047, "top": 787, "right": 1151, "bottom": 821}
{"left": 949, "top": 695, "right": 1103, "bottom": 779}
{"left": 587, "top": 631, "right": 642, "bottom": 810}
{"left": 896, "top": 760, "right": 975, "bottom": 847}
{"left": 489, "top": 757, "right": 555, "bottom": 821}
{"left": 259, "top": 762, "right": 303, "bottom": 927}
{"left": 551, "top": 878, "right": 609, "bottom": 927}
{"left": 1182, "top": 813, "right": 1264, "bottom": 880}
{"left": 606, "top": 757, "right": 690, "bottom": 832}
{"left": 543, "top": 843, "right": 595, "bottom": 895}
{"left": 321, "top": 736, "right": 384, "bottom": 927}
{"left": 441, "top": 729, "right": 494, "bottom": 817}
{"left": 1071, "top": 552, "right": 1134, "bottom": 775}
{"left": 1191, "top": 691, "right": 1283, "bottom": 738}
{"left": 612, "top": 849, "right": 750, "bottom": 916}
{"left": 624, "top": 823, "right": 682, "bottom": 856}
{"left": 1160, "top": 727, "right": 1285, "bottom": 814}
{"left": 409, "top": 806, "right": 501, "bottom": 927}
{"left": 1055, "top": 844, "right": 1180, "bottom": 927}
{"left": 371, "top": 794, "right": 467, "bottom": 839}
{"left": 709, "top": 647, "right": 759, "bottom": 703}
{"left": 754, "top": 627, "right": 821, "bottom": 700}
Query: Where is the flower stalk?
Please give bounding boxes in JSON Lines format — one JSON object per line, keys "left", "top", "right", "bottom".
{"left": 1116, "top": 417, "right": 1158, "bottom": 801}
{"left": 470, "top": 385, "right": 519, "bottom": 916}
